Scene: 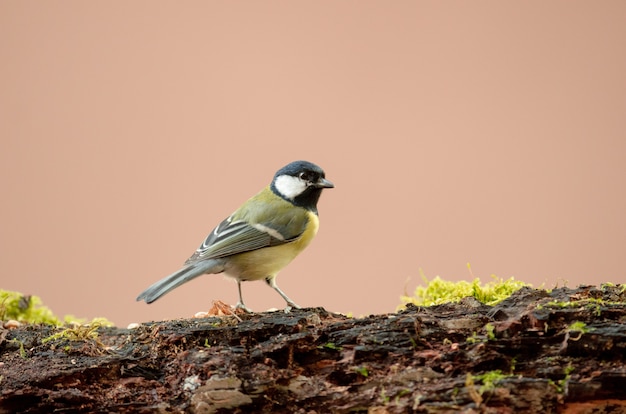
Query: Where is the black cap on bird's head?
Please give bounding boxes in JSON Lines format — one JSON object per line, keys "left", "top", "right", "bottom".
{"left": 271, "top": 160, "right": 334, "bottom": 213}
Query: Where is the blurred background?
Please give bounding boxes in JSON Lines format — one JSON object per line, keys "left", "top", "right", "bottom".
{"left": 2, "top": 1, "right": 625, "bottom": 327}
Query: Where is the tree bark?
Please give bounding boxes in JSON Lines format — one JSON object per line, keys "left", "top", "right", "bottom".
{"left": 2, "top": 285, "right": 626, "bottom": 413}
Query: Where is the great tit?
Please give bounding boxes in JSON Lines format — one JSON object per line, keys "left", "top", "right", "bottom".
{"left": 136, "top": 160, "right": 334, "bottom": 312}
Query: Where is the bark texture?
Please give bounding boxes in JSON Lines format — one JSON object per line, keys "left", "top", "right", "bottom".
{"left": 2, "top": 285, "right": 626, "bottom": 413}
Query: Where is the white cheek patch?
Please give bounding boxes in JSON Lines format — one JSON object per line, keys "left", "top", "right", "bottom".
{"left": 274, "top": 175, "right": 307, "bottom": 200}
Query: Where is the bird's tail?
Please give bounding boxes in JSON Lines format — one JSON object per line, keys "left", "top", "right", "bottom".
{"left": 136, "top": 260, "right": 221, "bottom": 304}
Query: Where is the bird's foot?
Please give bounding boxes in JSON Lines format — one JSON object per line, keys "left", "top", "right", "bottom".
{"left": 284, "top": 302, "right": 302, "bottom": 313}
{"left": 235, "top": 302, "right": 253, "bottom": 313}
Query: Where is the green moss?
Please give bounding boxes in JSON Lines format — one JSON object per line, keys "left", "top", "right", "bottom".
{"left": 466, "top": 323, "right": 498, "bottom": 344}
{"left": 0, "top": 289, "right": 114, "bottom": 326}
{"left": 472, "top": 370, "right": 510, "bottom": 394}
{"left": 379, "top": 387, "right": 390, "bottom": 404}
{"left": 540, "top": 297, "right": 623, "bottom": 317}
{"left": 42, "top": 321, "right": 103, "bottom": 345}
{"left": 355, "top": 366, "right": 369, "bottom": 377}
{"left": 568, "top": 321, "right": 593, "bottom": 334}
{"left": 318, "top": 342, "right": 342, "bottom": 351}
{"left": 466, "top": 332, "right": 480, "bottom": 344}
{"left": 485, "top": 323, "right": 496, "bottom": 340}
{"left": 10, "top": 339, "right": 27, "bottom": 359}
{"left": 600, "top": 282, "right": 626, "bottom": 293}
{"left": 400, "top": 271, "right": 529, "bottom": 308}
{"left": 0, "top": 290, "right": 60, "bottom": 325}
{"left": 549, "top": 363, "right": 574, "bottom": 393}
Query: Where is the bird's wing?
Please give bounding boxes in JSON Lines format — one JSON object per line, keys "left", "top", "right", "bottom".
{"left": 185, "top": 199, "right": 309, "bottom": 264}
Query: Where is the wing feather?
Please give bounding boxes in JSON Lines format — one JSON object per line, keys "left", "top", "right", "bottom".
{"left": 184, "top": 197, "right": 309, "bottom": 264}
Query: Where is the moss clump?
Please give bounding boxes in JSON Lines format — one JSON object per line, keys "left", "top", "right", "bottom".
{"left": 568, "top": 321, "right": 593, "bottom": 334}
{"left": 473, "top": 370, "right": 510, "bottom": 394}
{"left": 400, "top": 273, "right": 529, "bottom": 308}
{"left": 42, "top": 321, "right": 103, "bottom": 345}
{"left": 0, "top": 290, "right": 60, "bottom": 325}
{"left": 0, "top": 289, "right": 114, "bottom": 327}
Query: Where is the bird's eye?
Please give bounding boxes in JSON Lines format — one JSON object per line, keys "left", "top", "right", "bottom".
{"left": 299, "top": 172, "right": 310, "bottom": 181}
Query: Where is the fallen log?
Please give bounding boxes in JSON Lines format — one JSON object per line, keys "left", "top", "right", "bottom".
{"left": 2, "top": 285, "right": 626, "bottom": 413}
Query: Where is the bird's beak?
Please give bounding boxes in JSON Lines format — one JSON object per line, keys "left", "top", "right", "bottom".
{"left": 315, "top": 178, "right": 334, "bottom": 189}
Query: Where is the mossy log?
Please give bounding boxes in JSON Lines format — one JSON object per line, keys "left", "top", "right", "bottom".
{"left": 2, "top": 285, "right": 626, "bottom": 413}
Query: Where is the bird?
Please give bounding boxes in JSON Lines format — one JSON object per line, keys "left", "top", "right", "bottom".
{"left": 136, "top": 160, "right": 334, "bottom": 312}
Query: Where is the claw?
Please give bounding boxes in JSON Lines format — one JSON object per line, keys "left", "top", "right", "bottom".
{"left": 235, "top": 302, "right": 253, "bottom": 313}
{"left": 284, "top": 301, "right": 302, "bottom": 313}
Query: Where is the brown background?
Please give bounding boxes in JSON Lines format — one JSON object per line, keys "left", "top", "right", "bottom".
{"left": 2, "top": 2, "right": 625, "bottom": 327}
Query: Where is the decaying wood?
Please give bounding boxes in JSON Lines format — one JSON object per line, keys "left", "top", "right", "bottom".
{"left": 2, "top": 285, "right": 626, "bottom": 413}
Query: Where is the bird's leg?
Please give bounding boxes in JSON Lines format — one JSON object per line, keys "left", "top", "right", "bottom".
{"left": 235, "top": 281, "right": 253, "bottom": 313}
{"left": 265, "top": 277, "right": 301, "bottom": 313}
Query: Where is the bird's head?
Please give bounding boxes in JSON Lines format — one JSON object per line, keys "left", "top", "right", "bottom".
{"left": 271, "top": 160, "right": 334, "bottom": 212}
